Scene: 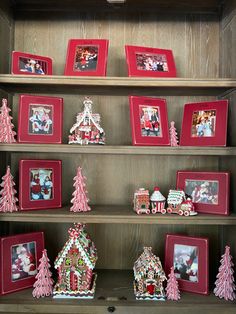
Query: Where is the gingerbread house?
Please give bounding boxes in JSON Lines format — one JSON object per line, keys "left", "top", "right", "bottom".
{"left": 133, "top": 188, "right": 150, "bottom": 214}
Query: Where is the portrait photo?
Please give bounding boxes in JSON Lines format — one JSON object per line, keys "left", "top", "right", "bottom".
{"left": 28, "top": 104, "right": 53, "bottom": 135}
{"left": 136, "top": 53, "right": 169, "bottom": 72}
{"left": 139, "top": 105, "right": 162, "bottom": 137}
{"left": 30, "top": 168, "right": 53, "bottom": 201}
{"left": 185, "top": 179, "right": 219, "bottom": 205}
{"left": 74, "top": 45, "right": 98, "bottom": 72}
{"left": 191, "top": 110, "right": 216, "bottom": 138}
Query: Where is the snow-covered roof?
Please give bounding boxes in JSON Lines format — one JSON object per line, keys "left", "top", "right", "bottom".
{"left": 70, "top": 108, "right": 103, "bottom": 133}
{"left": 167, "top": 190, "right": 185, "bottom": 205}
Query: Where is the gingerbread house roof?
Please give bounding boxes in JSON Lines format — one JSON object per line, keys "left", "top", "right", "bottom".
{"left": 167, "top": 189, "right": 185, "bottom": 205}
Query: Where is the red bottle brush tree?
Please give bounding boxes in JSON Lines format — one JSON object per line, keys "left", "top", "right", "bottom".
{"left": 0, "top": 166, "right": 18, "bottom": 212}
{"left": 169, "top": 121, "right": 179, "bottom": 147}
{"left": 166, "top": 266, "right": 180, "bottom": 301}
{"left": 32, "top": 249, "right": 54, "bottom": 298}
{"left": 214, "top": 246, "right": 236, "bottom": 301}
{"left": 0, "top": 98, "right": 17, "bottom": 143}
{"left": 70, "top": 167, "right": 91, "bottom": 212}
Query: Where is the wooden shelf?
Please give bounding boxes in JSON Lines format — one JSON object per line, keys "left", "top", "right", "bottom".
{"left": 0, "top": 205, "right": 236, "bottom": 225}
{"left": 0, "top": 270, "right": 235, "bottom": 314}
{"left": 0, "top": 75, "right": 235, "bottom": 96}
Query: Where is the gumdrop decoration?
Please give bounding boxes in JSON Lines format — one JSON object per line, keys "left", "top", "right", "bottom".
{"left": 0, "top": 98, "right": 17, "bottom": 143}
{"left": 166, "top": 267, "right": 180, "bottom": 301}
{"left": 32, "top": 249, "right": 54, "bottom": 298}
{"left": 169, "top": 121, "right": 179, "bottom": 146}
{"left": 70, "top": 167, "right": 91, "bottom": 212}
{"left": 0, "top": 166, "right": 18, "bottom": 212}
{"left": 214, "top": 246, "right": 236, "bottom": 301}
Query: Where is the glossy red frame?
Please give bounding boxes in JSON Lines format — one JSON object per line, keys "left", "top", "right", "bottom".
{"left": 19, "top": 159, "right": 62, "bottom": 211}
{"left": 125, "top": 45, "right": 176, "bottom": 77}
{"left": 11, "top": 51, "right": 52, "bottom": 75}
{"left": 17, "top": 95, "right": 63, "bottom": 144}
{"left": 165, "top": 234, "right": 209, "bottom": 295}
{"left": 0, "top": 232, "right": 44, "bottom": 295}
{"left": 64, "top": 39, "right": 109, "bottom": 76}
{"left": 180, "top": 100, "right": 228, "bottom": 146}
{"left": 129, "top": 96, "right": 170, "bottom": 146}
{"left": 176, "top": 171, "right": 230, "bottom": 215}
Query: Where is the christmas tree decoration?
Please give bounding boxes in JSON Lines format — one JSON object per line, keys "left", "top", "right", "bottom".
{"left": 214, "top": 246, "right": 236, "bottom": 301}
{"left": 166, "top": 267, "right": 180, "bottom": 301}
{"left": 133, "top": 247, "right": 166, "bottom": 300}
{"left": 150, "top": 186, "right": 166, "bottom": 214}
{"left": 70, "top": 167, "right": 91, "bottom": 212}
{"left": 0, "top": 98, "right": 17, "bottom": 143}
{"left": 53, "top": 223, "right": 97, "bottom": 299}
{"left": 32, "top": 249, "right": 54, "bottom": 298}
{"left": 0, "top": 166, "right": 18, "bottom": 213}
{"left": 68, "top": 97, "right": 105, "bottom": 145}
{"left": 169, "top": 121, "right": 179, "bottom": 147}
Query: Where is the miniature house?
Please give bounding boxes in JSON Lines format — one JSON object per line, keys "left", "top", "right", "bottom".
{"left": 53, "top": 223, "right": 97, "bottom": 299}
{"left": 167, "top": 190, "right": 197, "bottom": 216}
{"left": 133, "top": 188, "right": 150, "bottom": 214}
{"left": 133, "top": 247, "right": 166, "bottom": 300}
{"left": 68, "top": 97, "right": 105, "bottom": 145}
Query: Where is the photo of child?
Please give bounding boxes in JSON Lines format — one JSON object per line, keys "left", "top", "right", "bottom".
{"left": 185, "top": 179, "right": 219, "bottom": 205}
{"left": 173, "top": 244, "right": 198, "bottom": 283}
{"left": 28, "top": 104, "right": 53, "bottom": 135}
{"left": 139, "top": 105, "right": 162, "bottom": 137}
{"left": 74, "top": 45, "right": 98, "bottom": 72}
{"left": 191, "top": 110, "right": 216, "bottom": 137}
{"left": 135, "top": 53, "right": 169, "bottom": 72}
{"left": 19, "top": 57, "right": 46, "bottom": 74}
{"left": 30, "top": 168, "right": 53, "bottom": 201}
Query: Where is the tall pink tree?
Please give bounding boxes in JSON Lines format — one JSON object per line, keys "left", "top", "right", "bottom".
{"left": 0, "top": 98, "right": 16, "bottom": 143}
{"left": 32, "top": 249, "right": 54, "bottom": 298}
{"left": 166, "top": 266, "right": 180, "bottom": 300}
{"left": 70, "top": 167, "right": 91, "bottom": 212}
{"left": 169, "top": 121, "right": 179, "bottom": 147}
{"left": 0, "top": 166, "right": 18, "bottom": 212}
{"left": 214, "top": 246, "right": 236, "bottom": 301}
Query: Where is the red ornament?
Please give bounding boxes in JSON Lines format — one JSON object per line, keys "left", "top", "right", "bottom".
{"left": 0, "top": 98, "right": 17, "bottom": 143}
{"left": 169, "top": 121, "right": 179, "bottom": 147}
{"left": 166, "top": 266, "right": 180, "bottom": 301}
{"left": 0, "top": 166, "right": 18, "bottom": 212}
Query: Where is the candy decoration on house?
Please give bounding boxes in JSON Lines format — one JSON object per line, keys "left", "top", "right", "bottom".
{"left": 0, "top": 166, "right": 18, "bottom": 212}
{"left": 70, "top": 167, "right": 91, "bottom": 212}
{"left": 32, "top": 249, "right": 54, "bottom": 298}
{"left": 0, "top": 98, "right": 17, "bottom": 143}
{"left": 214, "top": 246, "right": 236, "bottom": 301}
{"left": 133, "top": 188, "right": 150, "bottom": 214}
{"left": 68, "top": 97, "right": 105, "bottom": 145}
{"left": 133, "top": 247, "right": 166, "bottom": 300}
{"left": 53, "top": 223, "right": 97, "bottom": 298}
{"left": 169, "top": 121, "right": 179, "bottom": 147}
{"left": 167, "top": 190, "right": 197, "bottom": 216}
{"left": 150, "top": 187, "right": 166, "bottom": 214}
{"left": 166, "top": 267, "right": 180, "bottom": 301}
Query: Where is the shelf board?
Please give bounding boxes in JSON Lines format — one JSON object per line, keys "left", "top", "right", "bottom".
{"left": 0, "top": 270, "right": 235, "bottom": 314}
{"left": 0, "top": 75, "right": 235, "bottom": 96}
{"left": 1, "top": 205, "right": 236, "bottom": 224}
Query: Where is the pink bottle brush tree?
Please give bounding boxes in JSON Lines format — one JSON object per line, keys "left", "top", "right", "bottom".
{"left": 0, "top": 98, "right": 17, "bottom": 143}
{"left": 214, "top": 245, "right": 236, "bottom": 301}
{"left": 70, "top": 166, "right": 91, "bottom": 212}
{"left": 166, "top": 266, "right": 180, "bottom": 301}
{"left": 169, "top": 121, "right": 179, "bottom": 147}
{"left": 0, "top": 166, "right": 18, "bottom": 212}
{"left": 32, "top": 249, "right": 54, "bottom": 298}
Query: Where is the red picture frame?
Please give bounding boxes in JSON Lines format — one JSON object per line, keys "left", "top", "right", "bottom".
{"left": 176, "top": 171, "right": 230, "bottom": 216}
{"left": 165, "top": 234, "right": 209, "bottom": 295}
{"left": 129, "top": 96, "right": 170, "bottom": 146}
{"left": 19, "top": 159, "right": 62, "bottom": 211}
{"left": 17, "top": 95, "right": 63, "bottom": 144}
{"left": 0, "top": 232, "right": 44, "bottom": 295}
{"left": 125, "top": 45, "right": 176, "bottom": 77}
{"left": 180, "top": 100, "right": 228, "bottom": 146}
{"left": 11, "top": 51, "right": 52, "bottom": 75}
{"left": 64, "top": 39, "right": 109, "bottom": 76}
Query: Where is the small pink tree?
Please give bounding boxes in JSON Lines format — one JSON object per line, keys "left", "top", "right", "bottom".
{"left": 0, "top": 98, "right": 16, "bottom": 143}
{"left": 169, "top": 121, "right": 179, "bottom": 147}
{"left": 0, "top": 166, "right": 18, "bottom": 212}
{"left": 32, "top": 249, "right": 54, "bottom": 298}
{"left": 166, "top": 267, "right": 180, "bottom": 301}
{"left": 214, "top": 246, "right": 236, "bottom": 301}
{"left": 70, "top": 167, "right": 91, "bottom": 212}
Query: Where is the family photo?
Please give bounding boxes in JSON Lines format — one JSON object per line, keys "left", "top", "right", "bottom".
{"left": 30, "top": 168, "right": 53, "bottom": 201}
{"left": 185, "top": 179, "right": 219, "bottom": 205}
{"left": 28, "top": 104, "right": 53, "bottom": 135}
{"left": 19, "top": 57, "right": 46, "bottom": 74}
{"left": 191, "top": 110, "right": 216, "bottom": 137}
{"left": 139, "top": 105, "right": 162, "bottom": 137}
{"left": 74, "top": 45, "right": 98, "bottom": 71}
{"left": 135, "top": 53, "right": 169, "bottom": 72}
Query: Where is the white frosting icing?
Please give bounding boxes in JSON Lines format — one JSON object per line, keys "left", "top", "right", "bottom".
{"left": 150, "top": 190, "right": 166, "bottom": 202}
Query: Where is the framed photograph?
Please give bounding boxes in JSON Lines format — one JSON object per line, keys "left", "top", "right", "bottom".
{"left": 64, "top": 39, "right": 109, "bottom": 76}
{"left": 0, "top": 232, "right": 44, "bottom": 295}
{"left": 176, "top": 171, "right": 230, "bottom": 215}
{"left": 11, "top": 51, "right": 52, "bottom": 75}
{"left": 129, "top": 96, "right": 170, "bottom": 146}
{"left": 165, "top": 234, "right": 209, "bottom": 295}
{"left": 17, "top": 95, "right": 63, "bottom": 144}
{"left": 19, "top": 159, "right": 62, "bottom": 211}
{"left": 125, "top": 45, "right": 176, "bottom": 77}
{"left": 180, "top": 100, "right": 228, "bottom": 146}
